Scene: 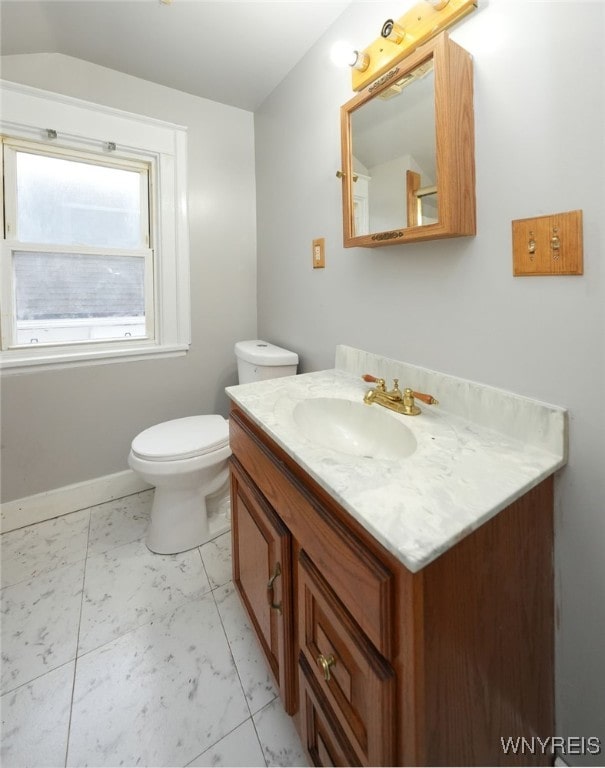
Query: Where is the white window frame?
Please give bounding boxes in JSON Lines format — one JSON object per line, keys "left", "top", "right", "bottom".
{"left": 2, "top": 139, "right": 154, "bottom": 349}
{"left": 0, "top": 80, "right": 190, "bottom": 374}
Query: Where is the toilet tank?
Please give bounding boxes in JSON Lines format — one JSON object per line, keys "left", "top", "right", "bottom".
{"left": 235, "top": 340, "right": 298, "bottom": 384}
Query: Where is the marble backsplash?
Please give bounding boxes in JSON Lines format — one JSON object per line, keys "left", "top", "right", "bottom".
{"left": 335, "top": 345, "right": 567, "bottom": 459}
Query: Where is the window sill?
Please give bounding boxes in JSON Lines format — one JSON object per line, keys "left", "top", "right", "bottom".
{"left": 0, "top": 341, "right": 189, "bottom": 375}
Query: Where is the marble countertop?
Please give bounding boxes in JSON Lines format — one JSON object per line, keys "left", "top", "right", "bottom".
{"left": 226, "top": 346, "right": 567, "bottom": 573}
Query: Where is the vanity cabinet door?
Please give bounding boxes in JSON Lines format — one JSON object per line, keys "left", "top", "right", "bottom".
{"left": 230, "top": 458, "right": 295, "bottom": 714}
{"left": 298, "top": 550, "right": 396, "bottom": 766}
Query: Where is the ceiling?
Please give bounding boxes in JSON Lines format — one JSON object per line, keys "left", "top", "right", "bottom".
{"left": 0, "top": 0, "right": 352, "bottom": 111}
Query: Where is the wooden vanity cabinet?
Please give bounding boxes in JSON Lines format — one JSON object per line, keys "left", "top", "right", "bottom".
{"left": 229, "top": 405, "right": 554, "bottom": 767}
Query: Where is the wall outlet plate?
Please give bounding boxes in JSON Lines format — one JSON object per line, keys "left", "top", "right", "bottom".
{"left": 312, "top": 238, "right": 325, "bottom": 269}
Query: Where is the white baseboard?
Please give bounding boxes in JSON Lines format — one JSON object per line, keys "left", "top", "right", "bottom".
{"left": 1, "top": 470, "right": 153, "bottom": 533}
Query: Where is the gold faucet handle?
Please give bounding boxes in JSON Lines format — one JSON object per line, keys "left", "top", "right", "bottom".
{"left": 403, "top": 388, "right": 421, "bottom": 416}
{"left": 362, "top": 374, "right": 386, "bottom": 390}
{"left": 412, "top": 390, "right": 439, "bottom": 406}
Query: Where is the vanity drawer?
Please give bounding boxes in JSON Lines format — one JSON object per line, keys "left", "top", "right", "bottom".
{"left": 230, "top": 409, "right": 394, "bottom": 656}
{"left": 299, "top": 654, "right": 362, "bottom": 767}
{"left": 298, "top": 550, "right": 396, "bottom": 767}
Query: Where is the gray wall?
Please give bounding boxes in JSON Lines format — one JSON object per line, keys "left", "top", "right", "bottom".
{"left": 0, "top": 53, "right": 258, "bottom": 502}
{"left": 255, "top": 0, "right": 604, "bottom": 763}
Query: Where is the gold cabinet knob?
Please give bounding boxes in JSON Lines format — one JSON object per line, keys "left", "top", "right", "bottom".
{"left": 316, "top": 653, "right": 336, "bottom": 681}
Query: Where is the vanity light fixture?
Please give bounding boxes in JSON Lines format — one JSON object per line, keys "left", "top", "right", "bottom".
{"left": 338, "top": 0, "right": 475, "bottom": 92}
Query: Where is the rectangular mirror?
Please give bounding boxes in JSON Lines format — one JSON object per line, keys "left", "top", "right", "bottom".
{"left": 339, "top": 32, "right": 475, "bottom": 248}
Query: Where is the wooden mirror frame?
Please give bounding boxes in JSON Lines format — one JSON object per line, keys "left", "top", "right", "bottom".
{"left": 339, "top": 32, "right": 476, "bottom": 248}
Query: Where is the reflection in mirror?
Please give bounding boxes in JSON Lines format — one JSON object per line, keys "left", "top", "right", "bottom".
{"left": 350, "top": 59, "right": 436, "bottom": 237}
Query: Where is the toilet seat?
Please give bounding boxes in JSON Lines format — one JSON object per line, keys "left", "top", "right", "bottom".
{"left": 131, "top": 415, "right": 229, "bottom": 462}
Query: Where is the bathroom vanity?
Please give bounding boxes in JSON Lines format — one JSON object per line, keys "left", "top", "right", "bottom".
{"left": 226, "top": 347, "right": 567, "bottom": 766}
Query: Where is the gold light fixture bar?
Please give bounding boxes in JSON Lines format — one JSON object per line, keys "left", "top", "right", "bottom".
{"left": 352, "top": 0, "right": 476, "bottom": 91}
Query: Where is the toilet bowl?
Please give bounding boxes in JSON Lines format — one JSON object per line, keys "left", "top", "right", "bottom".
{"left": 129, "top": 339, "right": 298, "bottom": 555}
{"left": 128, "top": 415, "right": 231, "bottom": 554}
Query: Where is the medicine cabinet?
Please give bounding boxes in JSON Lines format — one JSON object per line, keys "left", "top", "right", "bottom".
{"left": 339, "top": 32, "right": 476, "bottom": 248}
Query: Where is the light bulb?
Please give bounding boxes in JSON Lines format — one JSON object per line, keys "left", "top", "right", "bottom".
{"left": 330, "top": 40, "right": 369, "bottom": 72}
{"left": 381, "top": 19, "right": 406, "bottom": 44}
{"left": 330, "top": 40, "right": 358, "bottom": 69}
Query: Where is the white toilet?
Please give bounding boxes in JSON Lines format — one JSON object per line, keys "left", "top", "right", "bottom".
{"left": 128, "top": 340, "right": 298, "bottom": 554}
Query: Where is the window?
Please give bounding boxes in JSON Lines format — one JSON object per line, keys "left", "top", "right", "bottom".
{"left": 1, "top": 81, "right": 190, "bottom": 373}
{"left": 3, "top": 141, "right": 153, "bottom": 347}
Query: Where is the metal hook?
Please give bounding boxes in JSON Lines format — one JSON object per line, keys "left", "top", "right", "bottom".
{"left": 336, "top": 170, "right": 359, "bottom": 182}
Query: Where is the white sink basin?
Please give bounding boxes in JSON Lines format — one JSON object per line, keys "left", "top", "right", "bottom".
{"left": 293, "top": 397, "right": 417, "bottom": 460}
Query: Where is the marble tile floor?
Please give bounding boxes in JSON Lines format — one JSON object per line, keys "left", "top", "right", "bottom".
{"left": 0, "top": 490, "right": 308, "bottom": 768}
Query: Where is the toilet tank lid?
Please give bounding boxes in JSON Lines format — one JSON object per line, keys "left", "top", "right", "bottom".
{"left": 234, "top": 340, "right": 298, "bottom": 366}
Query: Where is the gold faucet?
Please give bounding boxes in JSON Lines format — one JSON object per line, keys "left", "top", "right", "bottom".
{"left": 362, "top": 374, "right": 438, "bottom": 416}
